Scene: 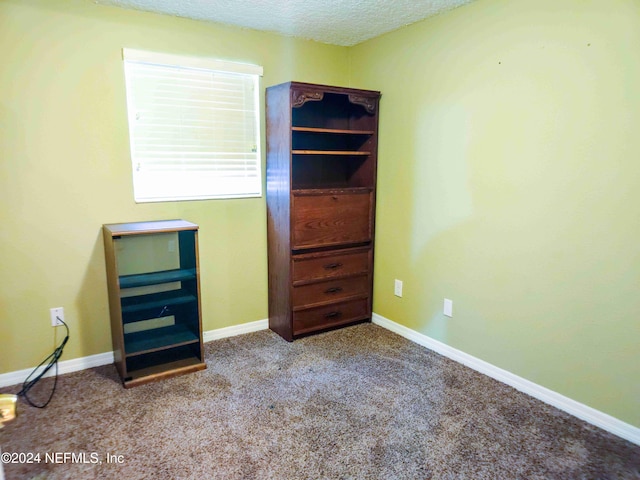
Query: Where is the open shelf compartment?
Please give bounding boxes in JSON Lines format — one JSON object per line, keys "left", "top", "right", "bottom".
{"left": 120, "top": 289, "right": 197, "bottom": 316}
{"left": 124, "top": 344, "right": 205, "bottom": 388}
{"left": 124, "top": 324, "right": 200, "bottom": 356}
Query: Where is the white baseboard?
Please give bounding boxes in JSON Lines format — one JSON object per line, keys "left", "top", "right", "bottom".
{"left": 372, "top": 312, "right": 640, "bottom": 446}
{"left": 0, "top": 319, "right": 269, "bottom": 389}
{"left": 202, "top": 318, "right": 268, "bottom": 342}
{"left": 0, "top": 351, "right": 115, "bottom": 389}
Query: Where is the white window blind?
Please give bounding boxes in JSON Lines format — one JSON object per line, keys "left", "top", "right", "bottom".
{"left": 122, "top": 49, "right": 263, "bottom": 202}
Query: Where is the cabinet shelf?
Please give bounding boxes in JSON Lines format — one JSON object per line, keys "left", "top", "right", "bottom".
{"left": 120, "top": 289, "right": 197, "bottom": 316}
{"left": 292, "top": 150, "right": 370, "bottom": 156}
{"left": 292, "top": 126, "right": 374, "bottom": 135}
{"left": 124, "top": 324, "right": 199, "bottom": 356}
{"left": 119, "top": 268, "right": 196, "bottom": 289}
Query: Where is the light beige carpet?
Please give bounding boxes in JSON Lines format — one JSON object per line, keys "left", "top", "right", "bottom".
{"left": 2, "top": 323, "right": 639, "bottom": 479}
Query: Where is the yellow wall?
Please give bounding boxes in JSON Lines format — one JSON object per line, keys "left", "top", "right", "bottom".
{"left": 0, "top": 0, "right": 349, "bottom": 371}
{"left": 351, "top": 0, "right": 640, "bottom": 426}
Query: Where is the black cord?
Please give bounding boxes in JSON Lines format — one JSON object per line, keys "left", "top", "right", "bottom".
{"left": 17, "top": 317, "right": 69, "bottom": 408}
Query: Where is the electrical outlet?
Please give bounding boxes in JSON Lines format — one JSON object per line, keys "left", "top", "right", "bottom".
{"left": 50, "top": 307, "right": 64, "bottom": 327}
{"left": 394, "top": 279, "right": 403, "bottom": 297}
{"left": 444, "top": 299, "right": 453, "bottom": 317}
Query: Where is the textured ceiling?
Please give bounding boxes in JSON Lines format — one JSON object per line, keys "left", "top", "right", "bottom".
{"left": 97, "top": 0, "right": 476, "bottom": 46}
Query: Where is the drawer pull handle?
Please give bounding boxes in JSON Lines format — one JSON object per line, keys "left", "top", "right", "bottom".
{"left": 324, "top": 311, "right": 342, "bottom": 319}
{"left": 323, "top": 262, "right": 343, "bottom": 270}
{"left": 324, "top": 287, "right": 343, "bottom": 294}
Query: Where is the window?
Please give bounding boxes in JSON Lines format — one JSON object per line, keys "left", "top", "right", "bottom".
{"left": 122, "top": 49, "right": 263, "bottom": 202}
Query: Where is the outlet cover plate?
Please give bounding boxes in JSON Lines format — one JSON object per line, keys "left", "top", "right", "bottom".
{"left": 394, "top": 279, "right": 403, "bottom": 297}
{"left": 50, "top": 307, "right": 64, "bottom": 327}
{"left": 444, "top": 299, "right": 453, "bottom": 317}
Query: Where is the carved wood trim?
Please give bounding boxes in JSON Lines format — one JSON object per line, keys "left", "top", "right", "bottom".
{"left": 292, "top": 90, "right": 324, "bottom": 108}
{"left": 348, "top": 95, "right": 377, "bottom": 114}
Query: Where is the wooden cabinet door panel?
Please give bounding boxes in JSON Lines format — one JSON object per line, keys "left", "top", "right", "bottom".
{"left": 292, "top": 192, "right": 372, "bottom": 249}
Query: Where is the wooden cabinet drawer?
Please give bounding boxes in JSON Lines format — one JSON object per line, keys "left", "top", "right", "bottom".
{"left": 292, "top": 275, "right": 368, "bottom": 308}
{"left": 293, "top": 298, "right": 370, "bottom": 336}
{"left": 292, "top": 191, "right": 372, "bottom": 249}
{"left": 292, "top": 248, "right": 370, "bottom": 283}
